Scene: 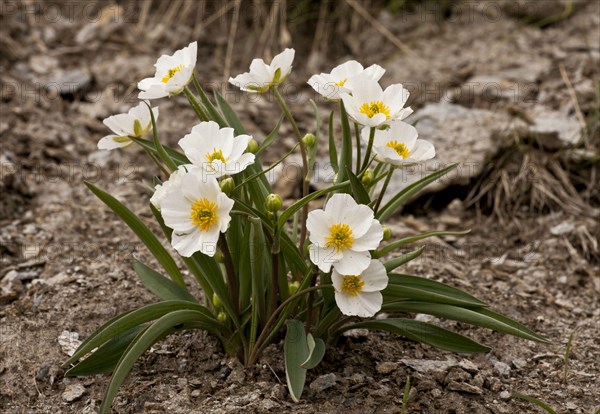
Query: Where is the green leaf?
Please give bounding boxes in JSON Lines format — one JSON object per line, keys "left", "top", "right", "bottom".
{"left": 85, "top": 182, "right": 185, "bottom": 288}
{"left": 383, "top": 273, "right": 486, "bottom": 307}
{"left": 284, "top": 320, "right": 309, "bottom": 403}
{"left": 377, "top": 163, "right": 459, "bottom": 221}
{"left": 512, "top": 393, "right": 558, "bottom": 414}
{"left": 375, "top": 230, "right": 471, "bottom": 258}
{"left": 337, "top": 100, "right": 353, "bottom": 184}
{"left": 145, "top": 101, "right": 178, "bottom": 172}
{"left": 346, "top": 167, "right": 371, "bottom": 204}
{"left": 63, "top": 300, "right": 218, "bottom": 368}
{"left": 300, "top": 334, "right": 326, "bottom": 369}
{"left": 100, "top": 310, "right": 213, "bottom": 414}
{"left": 256, "top": 114, "right": 284, "bottom": 156}
{"left": 278, "top": 181, "right": 350, "bottom": 227}
{"left": 65, "top": 325, "right": 146, "bottom": 376}
{"left": 215, "top": 90, "right": 246, "bottom": 135}
{"left": 193, "top": 79, "right": 227, "bottom": 127}
{"left": 345, "top": 318, "right": 490, "bottom": 353}
{"left": 328, "top": 111, "right": 338, "bottom": 173}
{"left": 133, "top": 260, "right": 196, "bottom": 303}
{"left": 384, "top": 247, "right": 425, "bottom": 272}
{"left": 130, "top": 138, "right": 190, "bottom": 166}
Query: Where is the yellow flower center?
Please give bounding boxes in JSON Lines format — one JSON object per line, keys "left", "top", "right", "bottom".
{"left": 206, "top": 148, "right": 226, "bottom": 164}
{"left": 325, "top": 223, "right": 354, "bottom": 252}
{"left": 386, "top": 140, "right": 410, "bottom": 159}
{"left": 341, "top": 275, "right": 364, "bottom": 296}
{"left": 161, "top": 65, "right": 183, "bottom": 83}
{"left": 190, "top": 198, "right": 218, "bottom": 232}
{"left": 335, "top": 78, "right": 348, "bottom": 87}
{"left": 359, "top": 101, "right": 390, "bottom": 119}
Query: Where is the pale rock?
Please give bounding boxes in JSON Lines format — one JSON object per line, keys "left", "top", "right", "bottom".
{"left": 62, "top": 383, "right": 86, "bottom": 402}
{"left": 309, "top": 373, "right": 337, "bottom": 392}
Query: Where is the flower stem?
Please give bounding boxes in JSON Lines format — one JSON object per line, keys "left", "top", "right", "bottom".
{"left": 361, "top": 127, "right": 376, "bottom": 172}
{"left": 218, "top": 235, "right": 239, "bottom": 316}
{"left": 374, "top": 166, "right": 394, "bottom": 213}
{"left": 354, "top": 122, "right": 362, "bottom": 174}
{"left": 183, "top": 87, "right": 209, "bottom": 122}
{"left": 272, "top": 87, "right": 310, "bottom": 255}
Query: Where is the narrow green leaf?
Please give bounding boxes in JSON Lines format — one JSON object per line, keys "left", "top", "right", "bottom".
{"left": 215, "top": 90, "right": 246, "bottom": 135}
{"left": 145, "top": 102, "right": 177, "bottom": 172}
{"left": 378, "top": 163, "right": 459, "bottom": 221}
{"left": 284, "top": 320, "right": 309, "bottom": 403}
{"left": 131, "top": 138, "right": 190, "bottom": 166}
{"left": 375, "top": 230, "right": 471, "bottom": 258}
{"left": 345, "top": 318, "right": 490, "bottom": 353}
{"left": 346, "top": 167, "right": 371, "bottom": 204}
{"left": 256, "top": 114, "right": 284, "bottom": 156}
{"left": 300, "top": 334, "right": 326, "bottom": 369}
{"left": 65, "top": 325, "right": 146, "bottom": 376}
{"left": 512, "top": 393, "right": 558, "bottom": 414}
{"left": 328, "top": 111, "right": 338, "bottom": 173}
{"left": 100, "top": 310, "right": 212, "bottom": 414}
{"left": 337, "top": 100, "right": 353, "bottom": 184}
{"left": 133, "top": 260, "right": 196, "bottom": 303}
{"left": 85, "top": 182, "right": 185, "bottom": 288}
{"left": 278, "top": 181, "right": 350, "bottom": 227}
{"left": 194, "top": 79, "right": 227, "bottom": 127}
{"left": 384, "top": 247, "right": 425, "bottom": 272}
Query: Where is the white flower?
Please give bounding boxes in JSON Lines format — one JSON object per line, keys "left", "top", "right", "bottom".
{"left": 160, "top": 169, "right": 234, "bottom": 257}
{"left": 229, "top": 48, "right": 295, "bottom": 93}
{"left": 178, "top": 121, "right": 255, "bottom": 178}
{"left": 98, "top": 102, "right": 159, "bottom": 150}
{"left": 150, "top": 164, "right": 191, "bottom": 210}
{"left": 138, "top": 41, "right": 197, "bottom": 99}
{"left": 307, "top": 194, "right": 383, "bottom": 274}
{"left": 307, "top": 60, "right": 385, "bottom": 101}
{"left": 332, "top": 259, "right": 388, "bottom": 317}
{"left": 340, "top": 75, "right": 413, "bottom": 127}
{"left": 362, "top": 120, "right": 435, "bottom": 166}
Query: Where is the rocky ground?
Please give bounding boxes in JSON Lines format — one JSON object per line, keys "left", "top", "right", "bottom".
{"left": 1, "top": 1, "right": 599, "bottom": 413}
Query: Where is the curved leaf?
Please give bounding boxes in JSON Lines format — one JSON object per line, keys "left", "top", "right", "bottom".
{"left": 284, "top": 320, "right": 309, "bottom": 403}
{"left": 384, "top": 247, "right": 425, "bottom": 272}
{"left": 133, "top": 260, "right": 196, "bottom": 302}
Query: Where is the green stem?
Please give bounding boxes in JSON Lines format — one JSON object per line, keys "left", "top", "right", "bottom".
{"left": 184, "top": 87, "right": 209, "bottom": 122}
{"left": 360, "top": 127, "right": 376, "bottom": 172}
{"left": 218, "top": 235, "right": 239, "bottom": 316}
{"left": 354, "top": 122, "right": 362, "bottom": 174}
{"left": 374, "top": 166, "right": 394, "bottom": 213}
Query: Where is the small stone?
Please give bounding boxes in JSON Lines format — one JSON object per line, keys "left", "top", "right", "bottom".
{"left": 493, "top": 361, "right": 511, "bottom": 377}
{"left": 48, "top": 69, "right": 93, "bottom": 96}
{"left": 550, "top": 222, "right": 575, "bottom": 236}
{"left": 512, "top": 359, "right": 527, "bottom": 369}
{"left": 400, "top": 358, "right": 457, "bottom": 374}
{"left": 457, "top": 359, "right": 479, "bottom": 373}
{"left": 446, "top": 380, "right": 483, "bottom": 395}
{"left": 58, "top": 331, "right": 82, "bottom": 357}
{"left": 309, "top": 373, "right": 337, "bottom": 392}
{"left": 376, "top": 361, "right": 399, "bottom": 374}
{"left": 431, "top": 389, "right": 442, "bottom": 398}
{"left": 62, "top": 383, "right": 86, "bottom": 402}
{"left": 500, "top": 391, "right": 511, "bottom": 400}
{"left": 270, "top": 383, "right": 287, "bottom": 400}
{"left": 445, "top": 368, "right": 471, "bottom": 384}
{"left": 566, "top": 402, "right": 577, "bottom": 410}
{"left": 226, "top": 367, "right": 245, "bottom": 384}
{"left": 190, "top": 389, "right": 201, "bottom": 398}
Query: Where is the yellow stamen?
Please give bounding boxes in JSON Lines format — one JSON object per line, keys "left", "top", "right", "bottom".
{"left": 326, "top": 223, "right": 354, "bottom": 252}
{"left": 335, "top": 78, "right": 348, "bottom": 87}
{"left": 161, "top": 65, "right": 183, "bottom": 83}
{"left": 341, "top": 275, "right": 364, "bottom": 296}
{"left": 206, "top": 148, "right": 226, "bottom": 164}
{"left": 359, "top": 101, "right": 391, "bottom": 119}
{"left": 386, "top": 140, "right": 410, "bottom": 159}
{"left": 190, "top": 198, "right": 218, "bottom": 232}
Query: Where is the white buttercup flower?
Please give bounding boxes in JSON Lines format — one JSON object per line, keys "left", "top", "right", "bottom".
{"left": 307, "top": 193, "right": 383, "bottom": 274}
{"left": 340, "top": 75, "right": 412, "bottom": 127}
{"left": 307, "top": 60, "right": 385, "bottom": 101}
{"left": 229, "top": 48, "right": 295, "bottom": 93}
{"left": 98, "top": 102, "right": 159, "bottom": 150}
{"left": 150, "top": 164, "right": 192, "bottom": 210}
{"left": 362, "top": 121, "right": 435, "bottom": 166}
{"left": 160, "top": 169, "right": 234, "bottom": 257}
{"left": 178, "top": 121, "right": 255, "bottom": 178}
{"left": 332, "top": 259, "right": 388, "bottom": 317}
{"left": 138, "top": 41, "right": 197, "bottom": 99}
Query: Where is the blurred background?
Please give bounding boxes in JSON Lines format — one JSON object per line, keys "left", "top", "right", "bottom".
{"left": 1, "top": 1, "right": 599, "bottom": 413}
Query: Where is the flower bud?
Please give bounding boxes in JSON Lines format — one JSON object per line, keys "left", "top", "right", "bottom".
{"left": 361, "top": 169, "right": 374, "bottom": 185}
{"left": 220, "top": 177, "right": 235, "bottom": 195}
{"left": 247, "top": 139, "right": 259, "bottom": 154}
{"left": 212, "top": 293, "right": 222, "bottom": 309}
{"left": 217, "top": 311, "right": 228, "bottom": 323}
{"left": 265, "top": 193, "right": 283, "bottom": 212}
{"left": 382, "top": 225, "right": 392, "bottom": 241}
{"left": 302, "top": 133, "right": 316, "bottom": 148}
{"left": 288, "top": 281, "right": 301, "bottom": 296}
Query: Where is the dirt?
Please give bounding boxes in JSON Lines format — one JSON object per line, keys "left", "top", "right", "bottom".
{"left": 1, "top": 1, "right": 599, "bottom": 413}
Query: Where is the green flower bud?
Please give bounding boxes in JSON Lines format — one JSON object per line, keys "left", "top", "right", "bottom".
{"left": 220, "top": 177, "right": 235, "bottom": 195}
{"left": 212, "top": 293, "right": 222, "bottom": 309}
{"left": 247, "top": 139, "right": 259, "bottom": 154}
{"left": 382, "top": 226, "right": 392, "bottom": 241}
{"left": 265, "top": 193, "right": 283, "bottom": 212}
{"left": 217, "top": 311, "right": 228, "bottom": 323}
{"left": 288, "top": 281, "right": 301, "bottom": 296}
{"left": 214, "top": 250, "right": 224, "bottom": 263}
{"left": 361, "top": 169, "right": 374, "bottom": 185}
{"left": 302, "top": 133, "right": 316, "bottom": 148}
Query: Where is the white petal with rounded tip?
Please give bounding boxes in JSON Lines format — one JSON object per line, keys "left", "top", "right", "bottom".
{"left": 383, "top": 83, "right": 410, "bottom": 113}
{"left": 331, "top": 60, "right": 364, "bottom": 79}
{"left": 228, "top": 134, "right": 252, "bottom": 160}
{"left": 309, "top": 245, "right": 340, "bottom": 273}
{"left": 97, "top": 135, "right": 131, "bottom": 150}
{"left": 139, "top": 85, "right": 169, "bottom": 100}
{"left": 333, "top": 249, "right": 371, "bottom": 274}
{"left": 360, "top": 260, "right": 388, "bottom": 292}
{"left": 270, "top": 48, "right": 295, "bottom": 78}
{"left": 334, "top": 290, "right": 382, "bottom": 317}
{"left": 388, "top": 121, "right": 418, "bottom": 150}
{"left": 409, "top": 139, "right": 435, "bottom": 161}
{"left": 351, "top": 221, "right": 383, "bottom": 252}
{"left": 103, "top": 113, "right": 133, "bottom": 136}
{"left": 363, "top": 64, "right": 385, "bottom": 81}
{"left": 307, "top": 209, "right": 331, "bottom": 245}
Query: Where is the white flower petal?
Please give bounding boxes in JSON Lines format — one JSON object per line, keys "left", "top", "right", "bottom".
{"left": 309, "top": 245, "right": 340, "bottom": 273}
{"left": 351, "top": 221, "right": 383, "bottom": 252}
{"left": 307, "top": 209, "right": 331, "bottom": 245}
{"left": 333, "top": 249, "right": 371, "bottom": 274}
{"left": 270, "top": 48, "right": 295, "bottom": 80}
{"left": 139, "top": 85, "right": 169, "bottom": 100}
{"left": 408, "top": 139, "right": 435, "bottom": 161}
{"left": 97, "top": 135, "right": 131, "bottom": 150}
{"left": 334, "top": 290, "right": 382, "bottom": 317}
{"left": 363, "top": 64, "right": 385, "bottom": 81}
{"left": 103, "top": 113, "right": 133, "bottom": 136}
{"left": 361, "top": 260, "right": 388, "bottom": 292}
